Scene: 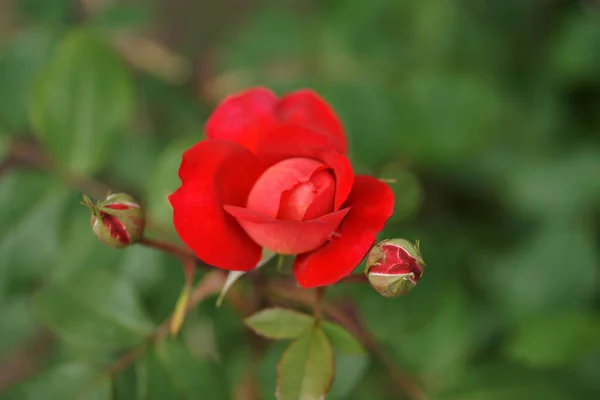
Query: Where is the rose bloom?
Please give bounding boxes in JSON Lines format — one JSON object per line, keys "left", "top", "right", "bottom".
{"left": 170, "top": 88, "right": 394, "bottom": 287}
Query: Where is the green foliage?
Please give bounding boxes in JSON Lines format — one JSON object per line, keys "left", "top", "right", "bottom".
{"left": 277, "top": 326, "right": 334, "bottom": 400}
{"left": 321, "top": 321, "right": 366, "bottom": 355}
{"left": 3, "top": 362, "right": 110, "bottom": 400}
{"left": 34, "top": 267, "right": 154, "bottom": 354}
{"left": 1, "top": 0, "right": 600, "bottom": 399}
{"left": 137, "top": 340, "right": 228, "bottom": 400}
{"left": 244, "top": 308, "right": 314, "bottom": 340}
{"left": 30, "top": 29, "right": 134, "bottom": 175}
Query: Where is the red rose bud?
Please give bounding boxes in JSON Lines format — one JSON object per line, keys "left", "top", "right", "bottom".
{"left": 364, "top": 238, "right": 425, "bottom": 298}
{"left": 82, "top": 193, "right": 145, "bottom": 248}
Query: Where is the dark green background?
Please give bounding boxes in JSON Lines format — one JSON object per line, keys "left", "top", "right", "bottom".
{"left": 1, "top": 0, "right": 599, "bottom": 399}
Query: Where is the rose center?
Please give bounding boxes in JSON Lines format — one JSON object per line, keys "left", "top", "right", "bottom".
{"left": 246, "top": 157, "right": 336, "bottom": 221}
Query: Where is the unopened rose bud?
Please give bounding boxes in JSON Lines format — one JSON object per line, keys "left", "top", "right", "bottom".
{"left": 82, "top": 193, "right": 145, "bottom": 248}
{"left": 365, "top": 238, "right": 425, "bottom": 298}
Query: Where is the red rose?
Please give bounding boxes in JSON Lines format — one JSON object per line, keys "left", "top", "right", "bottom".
{"left": 169, "top": 88, "right": 394, "bottom": 287}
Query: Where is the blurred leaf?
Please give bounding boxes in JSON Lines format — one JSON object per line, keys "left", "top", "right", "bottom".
{"left": 17, "top": 0, "right": 75, "bottom": 25}
{"left": 506, "top": 312, "right": 600, "bottom": 367}
{"left": 90, "top": 3, "right": 154, "bottom": 31}
{"left": 395, "top": 73, "right": 501, "bottom": 165}
{"left": 119, "top": 245, "right": 166, "bottom": 294}
{"left": 550, "top": 13, "right": 600, "bottom": 84}
{"left": 34, "top": 268, "right": 154, "bottom": 354}
{"left": 107, "top": 133, "right": 161, "bottom": 193}
{"left": 137, "top": 339, "right": 227, "bottom": 400}
{"left": 0, "top": 29, "right": 56, "bottom": 132}
{"left": 145, "top": 139, "right": 195, "bottom": 229}
{"left": 0, "top": 295, "right": 38, "bottom": 357}
{"left": 277, "top": 326, "right": 334, "bottom": 400}
{"left": 0, "top": 169, "right": 62, "bottom": 242}
{"left": 377, "top": 163, "right": 422, "bottom": 223}
{"left": 30, "top": 29, "right": 134, "bottom": 175}
{"left": 321, "top": 321, "right": 366, "bottom": 355}
{"left": 505, "top": 150, "right": 600, "bottom": 219}
{"left": 244, "top": 308, "right": 314, "bottom": 340}
{"left": 2, "top": 362, "right": 110, "bottom": 400}
{"left": 112, "top": 363, "right": 138, "bottom": 399}
{"left": 483, "top": 222, "right": 598, "bottom": 318}
{"left": 328, "top": 352, "right": 370, "bottom": 399}
{"left": 0, "top": 133, "right": 9, "bottom": 156}
{"left": 0, "top": 173, "right": 69, "bottom": 297}
{"left": 439, "top": 361, "right": 597, "bottom": 400}
{"left": 46, "top": 205, "right": 123, "bottom": 283}
{"left": 259, "top": 341, "right": 287, "bottom": 398}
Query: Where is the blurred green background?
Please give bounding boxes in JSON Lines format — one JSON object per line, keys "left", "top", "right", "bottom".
{"left": 1, "top": 0, "right": 600, "bottom": 399}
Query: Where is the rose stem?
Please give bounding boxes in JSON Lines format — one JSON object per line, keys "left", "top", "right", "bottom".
{"left": 137, "top": 237, "right": 195, "bottom": 263}
{"left": 338, "top": 274, "right": 369, "bottom": 284}
{"left": 313, "top": 287, "right": 326, "bottom": 320}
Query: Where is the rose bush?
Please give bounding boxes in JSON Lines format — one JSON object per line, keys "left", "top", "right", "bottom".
{"left": 170, "top": 88, "right": 394, "bottom": 287}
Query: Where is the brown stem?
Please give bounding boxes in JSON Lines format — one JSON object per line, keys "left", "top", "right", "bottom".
{"left": 313, "top": 287, "right": 325, "bottom": 321}
{"left": 137, "top": 237, "right": 196, "bottom": 263}
{"left": 338, "top": 274, "right": 369, "bottom": 284}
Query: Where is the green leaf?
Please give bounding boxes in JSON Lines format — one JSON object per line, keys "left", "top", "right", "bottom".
{"left": 16, "top": 0, "right": 75, "bottom": 25}
{"left": 0, "top": 295, "right": 38, "bottom": 357}
{"left": 328, "top": 351, "right": 370, "bottom": 399}
{"left": 244, "top": 308, "right": 314, "bottom": 340}
{"left": 0, "top": 170, "right": 63, "bottom": 242}
{"left": 137, "top": 339, "right": 228, "bottom": 400}
{"left": 277, "top": 326, "right": 334, "bottom": 400}
{"left": 0, "top": 29, "right": 56, "bottom": 132}
{"left": 30, "top": 29, "right": 134, "bottom": 175}
{"left": 0, "top": 173, "right": 69, "bottom": 298}
{"left": 34, "top": 268, "right": 154, "bottom": 354}
{"left": 321, "top": 321, "right": 366, "bottom": 355}
{"left": 2, "top": 362, "right": 110, "bottom": 400}
{"left": 90, "top": 2, "right": 153, "bottom": 31}
{"left": 506, "top": 313, "right": 600, "bottom": 367}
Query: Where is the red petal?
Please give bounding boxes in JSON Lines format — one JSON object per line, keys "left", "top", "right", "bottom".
{"left": 255, "top": 124, "right": 354, "bottom": 210}
{"left": 246, "top": 157, "right": 328, "bottom": 218}
{"left": 205, "top": 87, "right": 278, "bottom": 151}
{"left": 293, "top": 175, "right": 395, "bottom": 288}
{"left": 281, "top": 170, "right": 336, "bottom": 221}
{"left": 276, "top": 89, "right": 347, "bottom": 154}
{"left": 169, "top": 140, "right": 264, "bottom": 271}
{"left": 224, "top": 206, "right": 350, "bottom": 255}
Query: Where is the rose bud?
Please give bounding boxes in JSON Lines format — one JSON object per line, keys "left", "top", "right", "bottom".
{"left": 364, "top": 238, "right": 425, "bottom": 298}
{"left": 81, "top": 193, "right": 145, "bottom": 248}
